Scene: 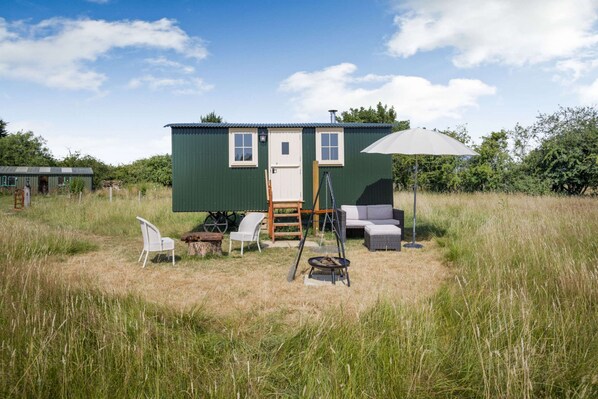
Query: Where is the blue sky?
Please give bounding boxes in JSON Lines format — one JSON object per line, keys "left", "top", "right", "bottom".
{"left": 1, "top": 0, "right": 597, "bottom": 164}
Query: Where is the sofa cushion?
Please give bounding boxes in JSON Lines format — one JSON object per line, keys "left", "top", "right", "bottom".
{"left": 365, "top": 224, "right": 401, "bottom": 236}
{"left": 341, "top": 205, "right": 368, "bottom": 220}
{"left": 346, "top": 219, "right": 373, "bottom": 228}
{"left": 367, "top": 204, "right": 393, "bottom": 220}
{"left": 370, "top": 219, "right": 401, "bottom": 226}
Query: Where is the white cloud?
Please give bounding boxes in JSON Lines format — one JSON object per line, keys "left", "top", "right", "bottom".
{"left": 279, "top": 63, "right": 496, "bottom": 124}
{"left": 387, "top": 0, "right": 598, "bottom": 68}
{"left": 9, "top": 120, "right": 54, "bottom": 135}
{"left": 578, "top": 78, "right": 598, "bottom": 103}
{"left": 172, "top": 78, "right": 214, "bottom": 95}
{"left": 553, "top": 57, "right": 598, "bottom": 84}
{"left": 86, "top": 0, "right": 110, "bottom": 4}
{"left": 50, "top": 134, "right": 169, "bottom": 165}
{"left": 127, "top": 75, "right": 213, "bottom": 94}
{"left": 12, "top": 118, "right": 172, "bottom": 165}
{"left": 145, "top": 56, "right": 195, "bottom": 74}
{"left": 0, "top": 17, "right": 208, "bottom": 91}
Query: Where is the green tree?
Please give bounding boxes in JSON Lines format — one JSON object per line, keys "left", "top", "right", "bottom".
{"left": 200, "top": 111, "right": 224, "bottom": 123}
{"left": 0, "top": 131, "right": 55, "bottom": 166}
{"left": 59, "top": 151, "right": 114, "bottom": 189}
{"left": 0, "top": 119, "right": 7, "bottom": 138}
{"left": 462, "top": 130, "right": 513, "bottom": 192}
{"left": 337, "top": 102, "right": 410, "bottom": 132}
{"left": 519, "top": 106, "right": 598, "bottom": 195}
{"left": 393, "top": 126, "right": 473, "bottom": 192}
{"left": 114, "top": 154, "right": 172, "bottom": 186}
{"left": 338, "top": 103, "right": 411, "bottom": 190}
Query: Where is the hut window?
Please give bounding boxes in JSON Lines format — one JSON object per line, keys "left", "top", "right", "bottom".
{"left": 3, "top": 176, "right": 17, "bottom": 186}
{"left": 316, "top": 127, "right": 344, "bottom": 166}
{"left": 229, "top": 128, "right": 258, "bottom": 167}
{"left": 58, "top": 176, "right": 70, "bottom": 186}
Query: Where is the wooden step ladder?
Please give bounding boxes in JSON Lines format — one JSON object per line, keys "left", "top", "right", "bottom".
{"left": 265, "top": 171, "right": 303, "bottom": 242}
{"left": 270, "top": 201, "right": 303, "bottom": 242}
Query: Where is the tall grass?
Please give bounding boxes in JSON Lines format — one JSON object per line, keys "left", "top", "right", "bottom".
{"left": 0, "top": 260, "right": 243, "bottom": 397}
{"left": 0, "top": 212, "right": 96, "bottom": 262}
{"left": 411, "top": 193, "right": 598, "bottom": 397}
{"left": 15, "top": 187, "right": 200, "bottom": 238}
{"left": 1, "top": 189, "right": 596, "bottom": 397}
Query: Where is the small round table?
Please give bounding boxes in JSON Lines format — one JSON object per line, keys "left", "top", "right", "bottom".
{"left": 307, "top": 256, "right": 351, "bottom": 286}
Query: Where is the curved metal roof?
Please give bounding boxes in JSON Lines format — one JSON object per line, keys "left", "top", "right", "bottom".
{"left": 165, "top": 122, "right": 393, "bottom": 128}
{"left": 0, "top": 166, "right": 94, "bottom": 175}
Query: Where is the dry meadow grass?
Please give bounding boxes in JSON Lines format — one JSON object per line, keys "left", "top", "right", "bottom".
{"left": 55, "top": 231, "right": 449, "bottom": 325}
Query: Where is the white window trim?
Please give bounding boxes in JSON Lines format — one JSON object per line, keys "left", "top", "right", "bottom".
{"left": 316, "top": 127, "right": 344, "bottom": 166}
{"left": 229, "top": 128, "right": 258, "bottom": 167}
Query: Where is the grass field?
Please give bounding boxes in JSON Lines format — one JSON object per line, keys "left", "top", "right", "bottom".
{"left": 1, "top": 188, "right": 597, "bottom": 398}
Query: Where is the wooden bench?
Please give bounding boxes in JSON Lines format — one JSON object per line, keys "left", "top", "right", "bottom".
{"left": 181, "top": 232, "right": 224, "bottom": 257}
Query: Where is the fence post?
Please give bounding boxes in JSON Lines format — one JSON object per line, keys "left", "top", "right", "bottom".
{"left": 24, "top": 185, "right": 31, "bottom": 208}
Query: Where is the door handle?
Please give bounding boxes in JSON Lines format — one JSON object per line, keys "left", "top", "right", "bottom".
{"left": 271, "top": 167, "right": 277, "bottom": 174}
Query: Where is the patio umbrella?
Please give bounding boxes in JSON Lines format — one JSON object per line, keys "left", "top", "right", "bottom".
{"left": 361, "top": 127, "right": 478, "bottom": 248}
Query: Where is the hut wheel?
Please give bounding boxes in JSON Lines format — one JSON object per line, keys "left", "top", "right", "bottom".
{"left": 203, "top": 212, "right": 229, "bottom": 233}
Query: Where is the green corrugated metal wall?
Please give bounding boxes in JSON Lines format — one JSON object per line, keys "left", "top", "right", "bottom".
{"left": 302, "top": 127, "right": 393, "bottom": 209}
{"left": 172, "top": 126, "right": 392, "bottom": 212}
{"left": 172, "top": 127, "right": 268, "bottom": 211}
{"left": 0, "top": 174, "right": 92, "bottom": 193}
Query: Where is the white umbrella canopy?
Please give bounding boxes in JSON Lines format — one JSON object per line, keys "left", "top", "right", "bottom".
{"left": 362, "top": 127, "right": 478, "bottom": 248}
{"left": 361, "top": 127, "right": 478, "bottom": 156}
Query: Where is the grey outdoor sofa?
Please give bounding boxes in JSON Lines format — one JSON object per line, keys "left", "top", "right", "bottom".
{"left": 337, "top": 204, "right": 405, "bottom": 242}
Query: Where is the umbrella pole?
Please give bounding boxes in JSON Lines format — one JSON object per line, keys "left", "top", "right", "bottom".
{"left": 404, "top": 155, "right": 423, "bottom": 249}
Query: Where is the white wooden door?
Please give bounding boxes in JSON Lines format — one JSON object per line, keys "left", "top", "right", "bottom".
{"left": 268, "top": 129, "right": 302, "bottom": 201}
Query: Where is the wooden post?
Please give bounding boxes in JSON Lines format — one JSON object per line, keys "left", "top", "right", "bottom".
{"left": 265, "top": 169, "right": 273, "bottom": 239}
{"left": 264, "top": 169, "right": 270, "bottom": 202}
{"left": 109, "top": 186, "right": 112, "bottom": 203}
{"left": 312, "top": 160, "right": 319, "bottom": 234}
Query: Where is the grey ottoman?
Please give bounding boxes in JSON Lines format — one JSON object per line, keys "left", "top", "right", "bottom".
{"left": 364, "top": 225, "right": 401, "bottom": 251}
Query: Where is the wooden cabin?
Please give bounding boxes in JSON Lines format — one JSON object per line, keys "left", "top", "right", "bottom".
{"left": 0, "top": 166, "right": 93, "bottom": 194}
{"left": 167, "top": 122, "right": 393, "bottom": 239}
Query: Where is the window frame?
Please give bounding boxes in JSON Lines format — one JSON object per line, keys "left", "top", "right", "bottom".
{"left": 7, "top": 176, "right": 16, "bottom": 186}
{"left": 316, "top": 127, "right": 344, "bottom": 166}
{"left": 229, "top": 128, "right": 258, "bottom": 167}
{"left": 58, "top": 176, "right": 70, "bottom": 186}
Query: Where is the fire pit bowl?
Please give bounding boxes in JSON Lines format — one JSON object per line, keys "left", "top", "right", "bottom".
{"left": 307, "top": 256, "right": 350, "bottom": 286}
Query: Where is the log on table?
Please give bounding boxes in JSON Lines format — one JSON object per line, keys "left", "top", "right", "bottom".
{"left": 181, "top": 232, "right": 223, "bottom": 242}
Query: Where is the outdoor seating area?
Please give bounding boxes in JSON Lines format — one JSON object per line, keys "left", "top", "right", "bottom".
{"left": 128, "top": 196, "right": 443, "bottom": 304}
{"left": 136, "top": 204, "right": 406, "bottom": 289}
{"left": 71, "top": 216, "right": 447, "bottom": 321}
{"left": 337, "top": 204, "right": 404, "bottom": 242}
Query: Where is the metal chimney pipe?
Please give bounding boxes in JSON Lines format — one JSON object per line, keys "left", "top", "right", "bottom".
{"left": 328, "top": 109, "right": 338, "bottom": 123}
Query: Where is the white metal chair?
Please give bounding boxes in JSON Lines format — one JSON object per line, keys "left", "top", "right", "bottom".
{"left": 136, "top": 216, "right": 175, "bottom": 267}
{"left": 228, "top": 213, "right": 265, "bottom": 256}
